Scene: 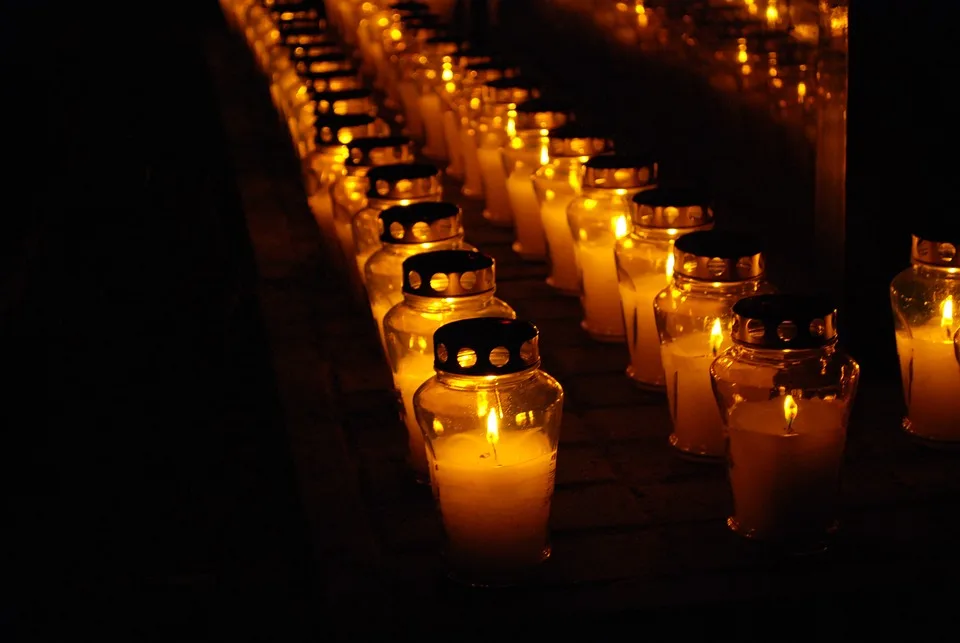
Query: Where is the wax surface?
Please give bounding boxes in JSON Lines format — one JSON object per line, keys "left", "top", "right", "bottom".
{"left": 541, "top": 196, "right": 580, "bottom": 293}
{"left": 727, "top": 399, "right": 846, "bottom": 540}
{"left": 507, "top": 172, "right": 547, "bottom": 258}
{"left": 477, "top": 147, "right": 513, "bottom": 225}
{"left": 621, "top": 274, "right": 669, "bottom": 386}
{"left": 431, "top": 431, "right": 556, "bottom": 577}
{"left": 662, "top": 333, "right": 727, "bottom": 457}
{"left": 396, "top": 357, "right": 435, "bottom": 476}
{"left": 896, "top": 328, "right": 960, "bottom": 442}
{"left": 579, "top": 244, "right": 625, "bottom": 338}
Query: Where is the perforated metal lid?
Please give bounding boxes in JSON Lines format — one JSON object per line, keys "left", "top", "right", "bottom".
{"left": 434, "top": 318, "right": 540, "bottom": 375}
{"left": 673, "top": 230, "right": 765, "bottom": 281}
{"left": 379, "top": 202, "right": 462, "bottom": 244}
{"left": 403, "top": 250, "right": 495, "bottom": 297}
{"left": 631, "top": 186, "right": 714, "bottom": 228}
{"left": 346, "top": 136, "right": 415, "bottom": 167}
{"left": 480, "top": 76, "right": 540, "bottom": 104}
{"left": 312, "top": 88, "right": 375, "bottom": 116}
{"left": 293, "top": 53, "right": 351, "bottom": 73}
{"left": 911, "top": 221, "right": 960, "bottom": 268}
{"left": 365, "top": 163, "right": 441, "bottom": 199}
{"left": 313, "top": 113, "right": 381, "bottom": 146}
{"left": 732, "top": 294, "right": 838, "bottom": 350}
{"left": 582, "top": 154, "right": 657, "bottom": 189}
{"left": 547, "top": 123, "right": 614, "bottom": 157}
{"left": 287, "top": 41, "right": 341, "bottom": 57}
{"left": 513, "top": 98, "right": 574, "bottom": 131}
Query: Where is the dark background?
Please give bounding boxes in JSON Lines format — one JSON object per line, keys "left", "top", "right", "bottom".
{"left": 0, "top": 0, "right": 952, "bottom": 637}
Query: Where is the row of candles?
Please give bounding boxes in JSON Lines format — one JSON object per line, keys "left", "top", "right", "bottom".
{"left": 220, "top": 0, "right": 960, "bottom": 586}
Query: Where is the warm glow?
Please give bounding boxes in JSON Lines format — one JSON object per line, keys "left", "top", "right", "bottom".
{"left": 539, "top": 142, "right": 550, "bottom": 165}
{"left": 583, "top": 198, "right": 598, "bottom": 210}
{"left": 709, "top": 318, "right": 723, "bottom": 357}
{"left": 797, "top": 81, "right": 807, "bottom": 102}
{"left": 784, "top": 394, "right": 798, "bottom": 430}
{"left": 390, "top": 28, "right": 402, "bottom": 41}
{"left": 505, "top": 112, "right": 517, "bottom": 138}
{"left": 432, "top": 418, "right": 444, "bottom": 435}
{"left": 338, "top": 131, "right": 353, "bottom": 144}
{"left": 445, "top": 81, "right": 457, "bottom": 93}
{"left": 441, "top": 68, "right": 453, "bottom": 82}
{"left": 486, "top": 409, "right": 500, "bottom": 446}
{"left": 476, "top": 391, "right": 489, "bottom": 418}
{"left": 614, "top": 215, "right": 630, "bottom": 239}
{"left": 765, "top": 5, "right": 779, "bottom": 26}
{"left": 665, "top": 251, "right": 675, "bottom": 278}
{"left": 737, "top": 49, "right": 748, "bottom": 64}
{"left": 943, "top": 296, "right": 955, "bottom": 336}
{"left": 376, "top": 16, "right": 390, "bottom": 27}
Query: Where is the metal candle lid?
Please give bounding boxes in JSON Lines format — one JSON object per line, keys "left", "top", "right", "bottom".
{"left": 390, "top": 0, "right": 431, "bottom": 13}
{"left": 312, "top": 88, "right": 375, "bottom": 116}
{"left": 313, "top": 113, "right": 380, "bottom": 146}
{"left": 379, "top": 202, "right": 462, "bottom": 244}
{"left": 480, "top": 77, "right": 540, "bottom": 105}
{"left": 277, "top": 20, "right": 327, "bottom": 37}
{"left": 346, "top": 136, "right": 415, "bottom": 167}
{"left": 281, "top": 30, "right": 333, "bottom": 46}
{"left": 631, "top": 187, "right": 714, "bottom": 228}
{"left": 402, "top": 250, "right": 495, "bottom": 297}
{"left": 582, "top": 155, "right": 658, "bottom": 189}
{"left": 731, "top": 294, "right": 838, "bottom": 349}
{"left": 911, "top": 230, "right": 960, "bottom": 268}
{"left": 513, "top": 98, "right": 574, "bottom": 131}
{"left": 672, "top": 230, "right": 765, "bottom": 281}
{"left": 294, "top": 53, "right": 351, "bottom": 73}
{"left": 433, "top": 318, "right": 540, "bottom": 375}
{"left": 288, "top": 41, "right": 342, "bottom": 58}
{"left": 547, "top": 123, "right": 614, "bottom": 157}
{"left": 305, "top": 68, "right": 362, "bottom": 91}
{"left": 365, "top": 163, "right": 441, "bottom": 199}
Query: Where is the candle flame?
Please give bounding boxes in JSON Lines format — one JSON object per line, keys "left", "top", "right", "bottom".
{"left": 505, "top": 111, "right": 517, "bottom": 138}
{"left": 486, "top": 409, "right": 500, "bottom": 446}
{"left": 614, "top": 215, "right": 629, "bottom": 239}
{"left": 441, "top": 67, "right": 453, "bottom": 82}
{"left": 765, "top": 5, "right": 779, "bottom": 26}
{"left": 539, "top": 141, "right": 550, "bottom": 166}
{"left": 709, "top": 318, "right": 723, "bottom": 357}
{"left": 784, "top": 394, "right": 798, "bottom": 432}
{"left": 942, "top": 296, "right": 955, "bottom": 337}
{"left": 665, "top": 251, "right": 675, "bottom": 278}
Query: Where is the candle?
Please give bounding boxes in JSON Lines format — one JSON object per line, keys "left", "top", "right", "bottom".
{"left": 506, "top": 170, "right": 546, "bottom": 258}
{"left": 460, "top": 124, "right": 484, "bottom": 198}
{"left": 662, "top": 319, "right": 729, "bottom": 458}
{"left": 895, "top": 297, "right": 960, "bottom": 442}
{"left": 577, "top": 215, "right": 630, "bottom": 339}
{"left": 541, "top": 192, "right": 580, "bottom": 294}
{"left": 396, "top": 354, "right": 435, "bottom": 476}
{"left": 727, "top": 395, "right": 846, "bottom": 541}
{"left": 428, "top": 413, "right": 556, "bottom": 580}
{"left": 477, "top": 146, "right": 514, "bottom": 226}
{"left": 420, "top": 91, "right": 447, "bottom": 159}
{"left": 443, "top": 108, "right": 464, "bottom": 177}
{"left": 398, "top": 79, "right": 424, "bottom": 140}
{"left": 621, "top": 263, "right": 673, "bottom": 385}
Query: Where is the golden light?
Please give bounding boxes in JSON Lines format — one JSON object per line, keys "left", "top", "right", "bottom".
{"left": 784, "top": 394, "right": 798, "bottom": 430}
{"left": 432, "top": 418, "right": 444, "bottom": 435}
{"left": 942, "top": 295, "right": 955, "bottom": 337}
{"left": 539, "top": 142, "right": 550, "bottom": 166}
{"left": 614, "top": 215, "right": 630, "bottom": 239}
{"left": 486, "top": 409, "right": 500, "bottom": 446}
{"left": 476, "top": 390, "right": 489, "bottom": 418}
{"left": 709, "top": 318, "right": 723, "bottom": 357}
{"left": 390, "top": 28, "right": 402, "bottom": 41}
{"left": 737, "top": 49, "right": 748, "bottom": 64}
{"left": 338, "top": 131, "right": 354, "bottom": 144}
{"left": 505, "top": 111, "right": 517, "bottom": 138}
{"left": 665, "top": 251, "right": 675, "bottom": 278}
{"left": 765, "top": 4, "right": 779, "bottom": 26}
{"left": 441, "top": 68, "right": 453, "bottom": 82}
{"left": 583, "top": 198, "right": 598, "bottom": 210}
{"left": 797, "top": 81, "right": 807, "bottom": 102}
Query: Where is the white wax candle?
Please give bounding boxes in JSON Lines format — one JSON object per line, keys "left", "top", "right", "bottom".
{"left": 541, "top": 195, "right": 580, "bottom": 293}
{"left": 395, "top": 356, "right": 435, "bottom": 477}
{"left": 621, "top": 273, "right": 671, "bottom": 386}
{"left": 443, "top": 109, "right": 465, "bottom": 177}
{"left": 398, "top": 80, "right": 424, "bottom": 140}
{"left": 430, "top": 430, "right": 556, "bottom": 577}
{"left": 460, "top": 125, "right": 484, "bottom": 197}
{"left": 727, "top": 398, "right": 846, "bottom": 540}
{"left": 477, "top": 147, "right": 513, "bottom": 225}
{"left": 662, "top": 332, "right": 729, "bottom": 458}
{"left": 896, "top": 326, "right": 960, "bottom": 442}
{"left": 578, "top": 243, "right": 625, "bottom": 339}
{"left": 419, "top": 92, "right": 447, "bottom": 160}
{"left": 506, "top": 171, "right": 546, "bottom": 258}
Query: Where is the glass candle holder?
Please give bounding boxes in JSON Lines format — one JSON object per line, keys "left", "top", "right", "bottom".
{"left": 655, "top": 230, "right": 773, "bottom": 461}
{"left": 384, "top": 250, "right": 516, "bottom": 480}
{"left": 414, "top": 317, "right": 563, "bottom": 587}
{"left": 616, "top": 187, "right": 715, "bottom": 389}
{"left": 504, "top": 99, "right": 574, "bottom": 260}
{"left": 412, "top": 36, "right": 462, "bottom": 159}
{"left": 472, "top": 77, "right": 541, "bottom": 227}
{"left": 366, "top": 202, "right": 475, "bottom": 354}
{"left": 568, "top": 155, "right": 658, "bottom": 342}
{"left": 380, "top": 14, "right": 442, "bottom": 111}
{"left": 353, "top": 163, "right": 444, "bottom": 281}
{"left": 331, "top": 136, "right": 416, "bottom": 291}
{"left": 288, "top": 67, "right": 366, "bottom": 147}
{"left": 891, "top": 229, "right": 960, "bottom": 446}
{"left": 253, "top": 1, "right": 324, "bottom": 72}
{"left": 269, "top": 23, "right": 338, "bottom": 115}
{"left": 711, "top": 294, "right": 860, "bottom": 551}
{"left": 955, "top": 328, "right": 960, "bottom": 367}
{"left": 304, "top": 113, "right": 391, "bottom": 237}
{"left": 532, "top": 124, "right": 614, "bottom": 296}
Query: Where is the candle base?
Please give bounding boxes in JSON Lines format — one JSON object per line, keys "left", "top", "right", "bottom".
{"left": 511, "top": 241, "right": 547, "bottom": 262}
{"left": 444, "top": 542, "right": 551, "bottom": 588}
{"left": 545, "top": 276, "right": 580, "bottom": 297}
{"left": 727, "top": 515, "right": 838, "bottom": 556}
{"left": 668, "top": 433, "right": 726, "bottom": 463}
{"left": 482, "top": 209, "right": 514, "bottom": 228}
{"left": 901, "top": 418, "right": 960, "bottom": 451}
{"left": 624, "top": 366, "right": 667, "bottom": 392}
{"left": 580, "top": 320, "right": 625, "bottom": 343}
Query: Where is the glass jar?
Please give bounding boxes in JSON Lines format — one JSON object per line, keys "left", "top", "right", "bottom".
{"left": 396, "top": 36, "right": 459, "bottom": 144}
{"left": 256, "top": 1, "right": 324, "bottom": 72}
{"left": 504, "top": 99, "right": 573, "bottom": 260}
{"left": 303, "top": 113, "right": 391, "bottom": 237}
{"left": 352, "top": 162, "right": 444, "bottom": 282}
{"left": 616, "top": 187, "right": 715, "bottom": 389}
{"left": 472, "top": 77, "right": 540, "bottom": 227}
{"left": 365, "top": 202, "right": 476, "bottom": 353}
{"left": 380, "top": 14, "right": 442, "bottom": 112}
{"left": 270, "top": 31, "right": 341, "bottom": 119}
{"left": 288, "top": 67, "right": 366, "bottom": 148}
{"left": 890, "top": 229, "right": 960, "bottom": 446}
{"left": 302, "top": 87, "right": 379, "bottom": 148}
{"left": 383, "top": 250, "right": 516, "bottom": 480}
{"left": 331, "top": 136, "right": 416, "bottom": 293}
{"left": 409, "top": 36, "right": 461, "bottom": 159}
{"left": 568, "top": 155, "right": 658, "bottom": 342}
{"left": 655, "top": 230, "right": 773, "bottom": 460}
{"left": 711, "top": 294, "right": 861, "bottom": 550}
{"left": 955, "top": 328, "right": 960, "bottom": 366}
{"left": 532, "top": 124, "right": 614, "bottom": 295}
{"left": 414, "top": 317, "right": 563, "bottom": 587}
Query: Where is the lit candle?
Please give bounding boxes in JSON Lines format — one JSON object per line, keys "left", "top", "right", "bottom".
{"left": 442, "top": 107, "right": 464, "bottom": 176}
{"left": 577, "top": 215, "right": 631, "bottom": 338}
{"left": 662, "top": 318, "right": 730, "bottom": 457}
{"left": 477, "top": 144, "right": 514, "bottom": 226}
{"left": 895, "top": 296, "right": 960, "bottom": 442}
{"left": 507, "top": 139, "right": 550, "bottom": 259}
{"left": 396, "top": 354, "right": 435, "bottom": 475}
{"left": 727, "top": 395, "right": 847, "bottom": 541}
{"left": 541, "top": 190, "right": 581, "bottom": 293}
{"left": 459, "top": 120, "right": 485, "bottom": 198}
{"left": 420, "top": 90, "right": 447, "bottom": 159}
{"left": 621, "top": 253, "right": 674, "bottom": 383}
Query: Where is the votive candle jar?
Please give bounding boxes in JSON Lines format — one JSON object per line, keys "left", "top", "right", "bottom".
{"left": 616, "top": 187, "right": 715, "bottom": 389}
{"left": 383, "top": 250, "right": 515, "bottom": 480}
{"left": 711, "top": 294, "right": 860, "bottom": 551}
{"left": 414, "top": 317, "right": 563, "bottom": 586}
